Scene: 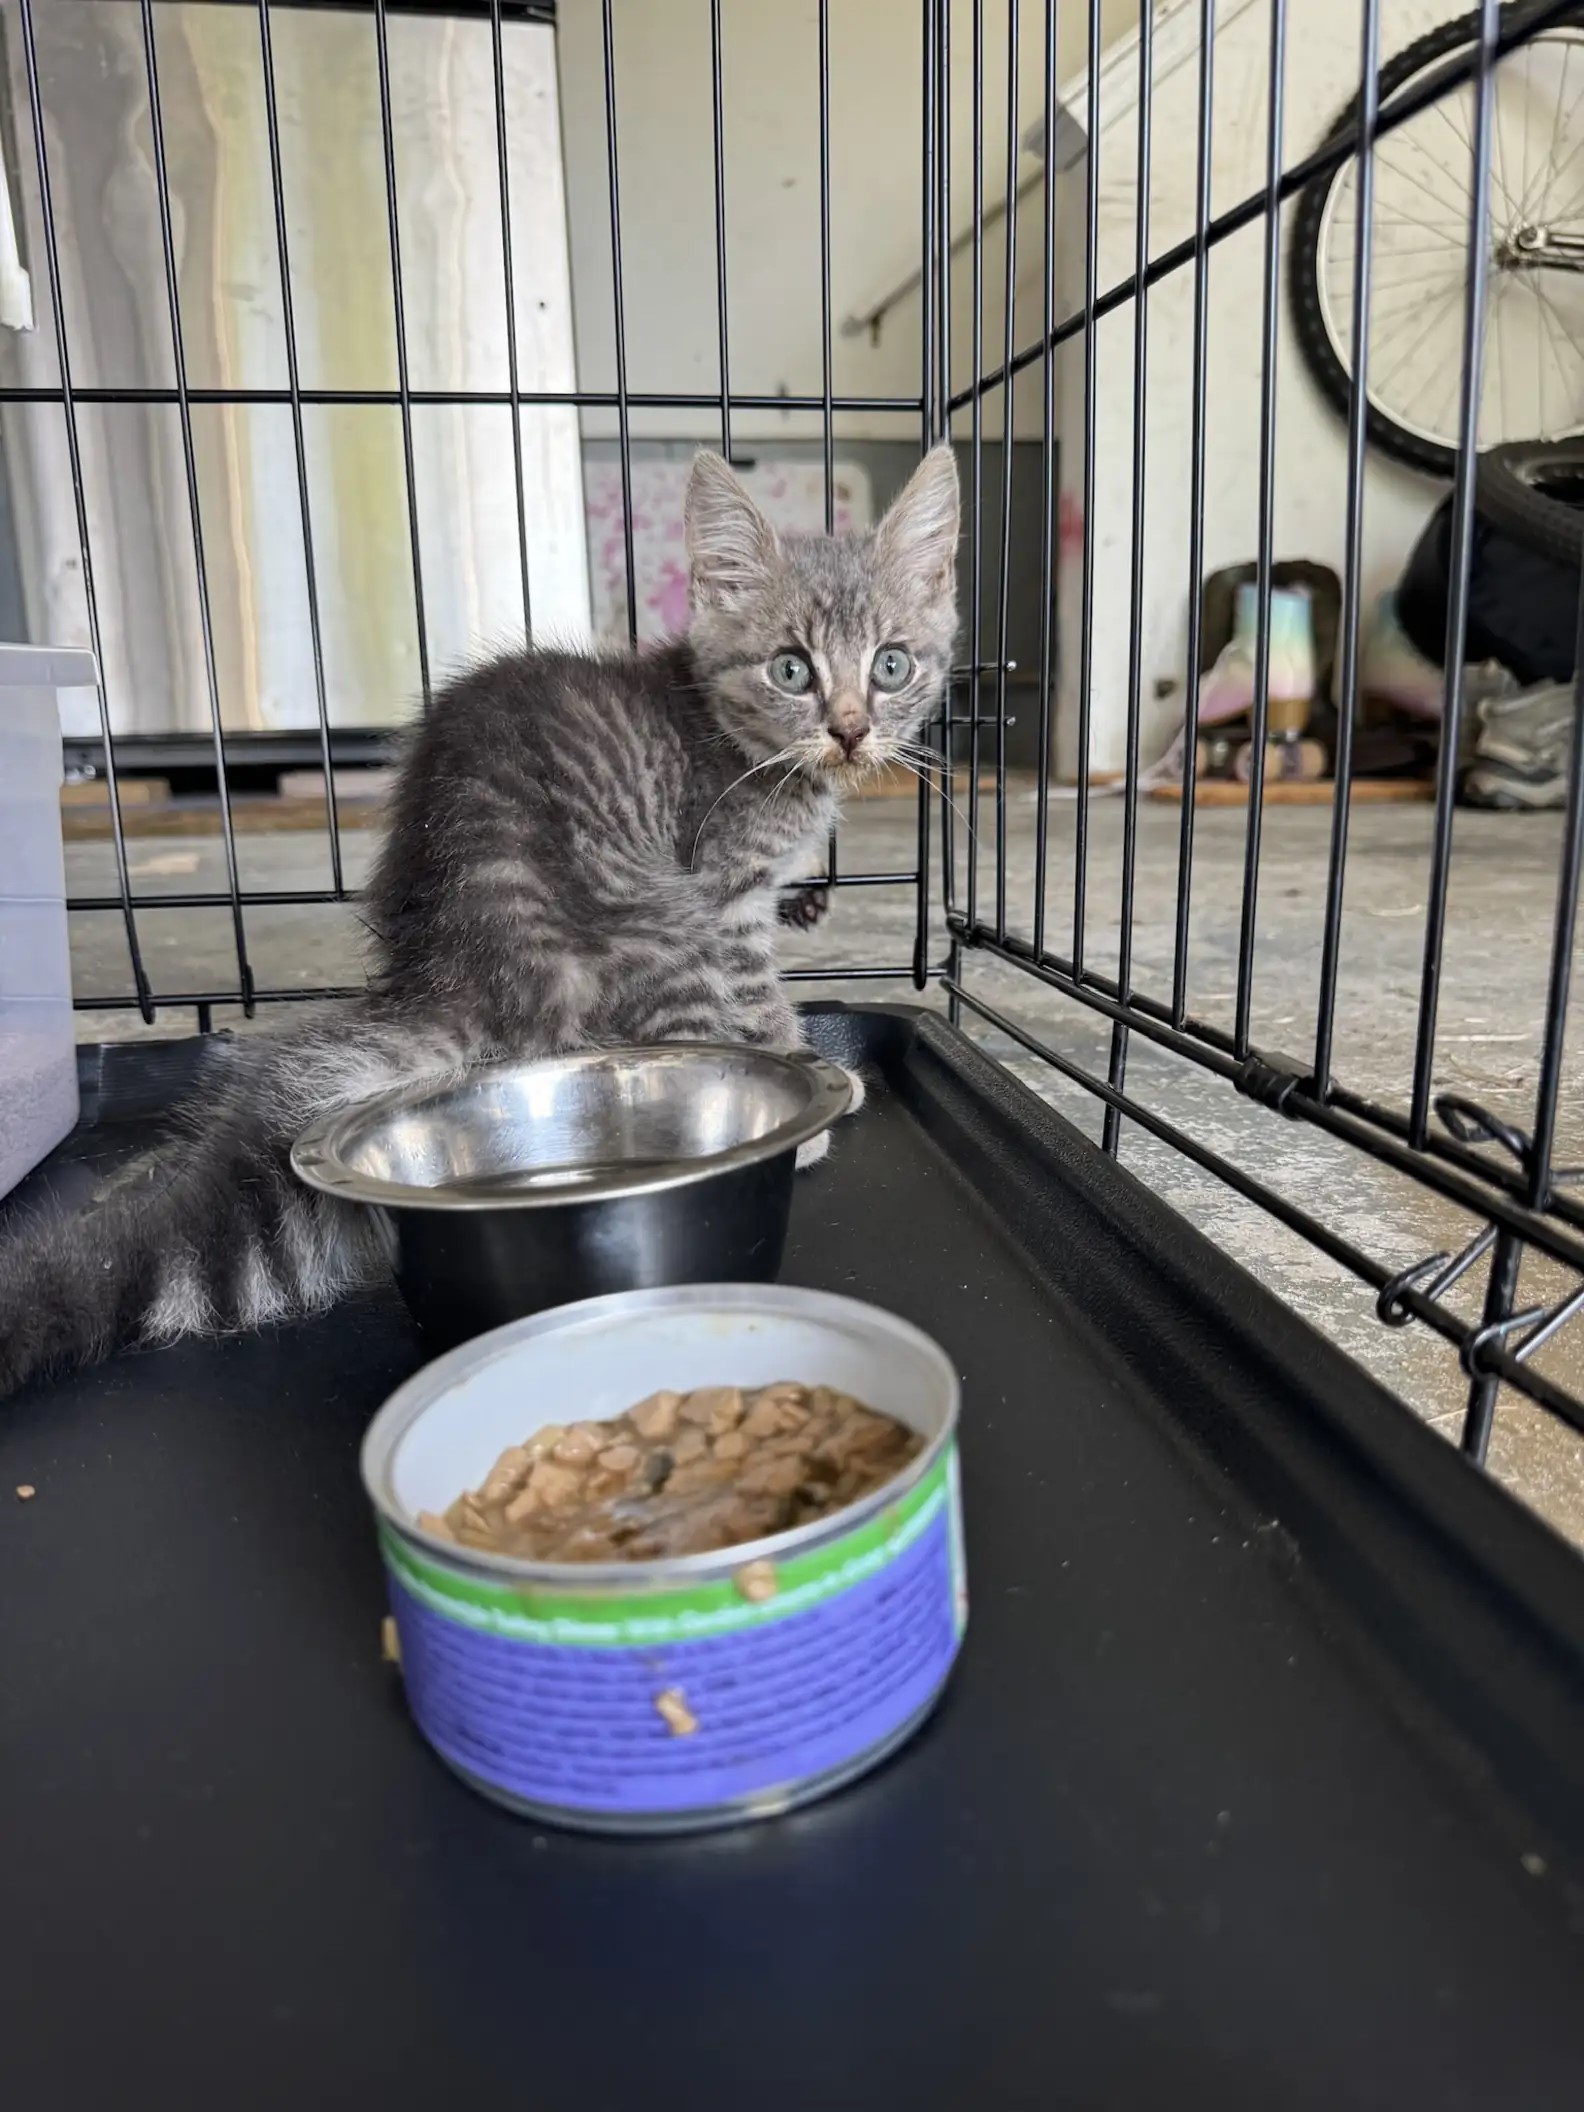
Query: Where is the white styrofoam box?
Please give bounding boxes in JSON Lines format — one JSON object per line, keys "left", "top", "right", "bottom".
{"left": 0, "top": 644, "right": 93, "bottom": 1201}
{"left": 0, "top": 708, "right": 73, "bottom": 906}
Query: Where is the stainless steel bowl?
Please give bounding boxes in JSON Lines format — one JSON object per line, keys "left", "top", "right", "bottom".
{"left": 291, "top": 1044, "right": 851, "bottom": 1347}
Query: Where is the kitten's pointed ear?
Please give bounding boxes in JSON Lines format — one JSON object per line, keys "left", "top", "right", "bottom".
{"left": 874, "top": 443, "right": 960, "bottom": 595}
{"left": 686, "top": 452, "right": 779, "bottom": 612}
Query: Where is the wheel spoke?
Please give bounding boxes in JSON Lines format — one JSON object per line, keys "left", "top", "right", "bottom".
{"left": 1536, "top": 40, "right": 1573, "bottom": 223}
{"left": 1469, "top": 271, "right": 1509, "bottom": 449}
{"left": 1338, "top": 219, "right": 1471, "bottom": 247}
{"left": 1490, "top": 266, "right": 1512, "bottom": 443}
{"left": 1356, "top": 191, "right": 1471, "bottom": 241}
{"left": 1540, "top": 162, "right": 1584, "bottom": 228}
{"left": 1519, "top": 37, "right": 1584, "bottom": 222}
{"left": 1531, "top": 274, "right": 1584, "bottom": 404}
{"left": 1521, "top": 88, "right": 1584, "bottom": 226}
{"left": 1434, "top": 78, "right": 1473, "bottom": 157}
{"left": 1535, "top": 274, "right": 1549, "bottom": 440}
{"left": 1341, "top": 259, "right": 1466, "bottom": 321}
{"left": 1376, "top": 144, "right": 1474, "bottom": 229}
{"left": 1530, "top": 277, "right": 1561, "bottom": 437}
{"left": 1367, "top": 281, "right": 1466, "bottom": 329}
{"left": 1369, "top": 279, "right": 1466, "bottom": 400}
{"left": 1368, "top": 284, "right": 1459, "bottom": 356}
{"left": 1521, "top": 277, "right": 1566, "bottom": 436}
{"left": 1493, "top": 64, "right": 1520, "bottom": 226}
{"left": 1434, "top": 85, "right": 1520, "bottom": 220}
{"left": 1358, "top": 257, "right": 1469, "bottom": 289}
{"left": 1330, "top": 162, "right": 1468, "bottom": 243}
{"left": 1330, "top": 243, "right": 1473, "bottom": 267}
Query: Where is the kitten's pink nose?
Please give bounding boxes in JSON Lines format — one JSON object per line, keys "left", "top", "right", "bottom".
{"left": 827, "top": 695, "right": 872, "bottom": 758}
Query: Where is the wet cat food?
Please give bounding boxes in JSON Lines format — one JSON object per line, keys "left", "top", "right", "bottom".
{"left": 419, "top": 1382, "right": 923, "bottom": 1563}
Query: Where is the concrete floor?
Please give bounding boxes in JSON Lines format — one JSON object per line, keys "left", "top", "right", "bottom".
{"left": 68, "top": 784, "right": 1584, "bottom": 1546}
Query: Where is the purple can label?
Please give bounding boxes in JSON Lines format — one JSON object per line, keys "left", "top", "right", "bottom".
{"left": 382, "top": 1444, "right": 965, "bottom": 1819}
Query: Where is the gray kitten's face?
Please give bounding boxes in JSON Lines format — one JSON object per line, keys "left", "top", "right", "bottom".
{"left": 684, "top": 447, "right": 959, "bottom": 783}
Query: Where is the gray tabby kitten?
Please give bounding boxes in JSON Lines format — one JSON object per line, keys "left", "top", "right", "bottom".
{"left": 0, "top": 445, "right": 959, "bottom": 1396}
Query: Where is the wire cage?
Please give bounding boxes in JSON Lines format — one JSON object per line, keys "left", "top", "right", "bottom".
{"left": 4, "top": 1, "right": 1584, "bottom": 1519}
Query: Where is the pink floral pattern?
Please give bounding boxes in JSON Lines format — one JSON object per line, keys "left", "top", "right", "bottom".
{"left": 584, "top": 459, "right": 872, "bottom": 643}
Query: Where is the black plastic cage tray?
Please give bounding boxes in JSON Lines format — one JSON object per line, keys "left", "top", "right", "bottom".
{"left": 4, "top": 1004, "right": 1584, "bottom": 2108}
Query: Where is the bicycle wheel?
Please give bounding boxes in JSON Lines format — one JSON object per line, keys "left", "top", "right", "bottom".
{"left": 1290, "top": 4, "right": 1584, "bottom": 479}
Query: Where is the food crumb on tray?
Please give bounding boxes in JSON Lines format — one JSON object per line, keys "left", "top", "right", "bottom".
{"left": 420, "top": 1382, "right": 922, "bottom": 1563}
{"left": 380, "top": 1615, "right": 401, "bottom": 1667}
{"left": 15, "top": 1484, "right": 36, "bottom": 1502}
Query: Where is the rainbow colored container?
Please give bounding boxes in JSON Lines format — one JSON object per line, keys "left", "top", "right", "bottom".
{"left": 361, "top": 1285, "right": 965, "bottom": 1832}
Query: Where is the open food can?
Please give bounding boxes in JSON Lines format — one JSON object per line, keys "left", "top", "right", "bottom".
{"left": 361, "top": 1284, "right": 966, "bottom": 1833}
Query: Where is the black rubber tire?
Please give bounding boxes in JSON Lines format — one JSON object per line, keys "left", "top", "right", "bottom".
{"left": 1473, "top": 439, "right": 1584, "bottom": 567}
{"left": 1289, "top": 3, "right": 1576, "bottom": 481}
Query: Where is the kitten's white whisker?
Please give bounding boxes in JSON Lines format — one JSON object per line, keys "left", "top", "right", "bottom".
{"left": 753, "top": 757, "right": 812, "bottom": 829}
{"left": 884, "top": 752, "right": 982, "bottom": 851}
{"left": 885, "top": 737, "right": 963, "bottom": 782}
{"left": 689, "top": 746, "right": 799, "bottom": 868}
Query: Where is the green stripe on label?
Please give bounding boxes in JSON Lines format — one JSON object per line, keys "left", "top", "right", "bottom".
{"left": 379, "top": 1444, "right": 956, "bottom": 1647}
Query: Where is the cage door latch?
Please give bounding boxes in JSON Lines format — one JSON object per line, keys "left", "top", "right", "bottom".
{"left": 1232, "top": 1049, "right": 1311, "bottom": 1115}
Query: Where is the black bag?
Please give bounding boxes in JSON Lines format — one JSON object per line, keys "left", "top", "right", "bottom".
{"left": 1397, "top": 493, "right": 1577, "bottom": 688}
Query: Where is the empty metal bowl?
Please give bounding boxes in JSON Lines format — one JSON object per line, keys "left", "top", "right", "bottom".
{"left": 290, "top": 1044, "right": 852, "bottom": 1348}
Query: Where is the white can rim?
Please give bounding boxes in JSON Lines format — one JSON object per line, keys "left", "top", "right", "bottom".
{"left": 361, "top": 1282, "right": 961, "bottom": 1589}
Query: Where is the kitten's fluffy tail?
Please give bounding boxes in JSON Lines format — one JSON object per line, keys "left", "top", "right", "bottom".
{"left": 0, "top": 1010, "right": 471, "bottom": 1400}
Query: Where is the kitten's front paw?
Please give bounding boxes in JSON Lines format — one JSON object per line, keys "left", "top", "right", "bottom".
{"left": 839, "top": 1066, "right": 867, "bottom": 1114}
{"left": 778, "top": 884, "right": 830, "bottom": 932}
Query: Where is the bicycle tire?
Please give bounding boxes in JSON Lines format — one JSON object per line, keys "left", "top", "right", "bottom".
{"left": 1288, "top": 2, "right": 1573, "bottom": 481}
{"left": 1473, "top": 439, "right": 1584, "bottom": 566}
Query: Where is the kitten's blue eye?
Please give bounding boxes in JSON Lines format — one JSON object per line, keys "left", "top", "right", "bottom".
{"left": 769, "top": 651, "right": 813, "bottom": 695}
{"left": 871, "top": 645, "right": 914, "bottom": 693}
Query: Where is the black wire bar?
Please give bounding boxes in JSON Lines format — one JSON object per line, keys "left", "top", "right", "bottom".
{"left": 1100, "top": 0, "right": 1153, "bottom": 1159}
{"left": 1169, "top": 0, "right": 1215, "bottom": 1027}
{"left": 371, "top": 0, "right": 432, "bottom": 708}
{"left": 138, "top": 0, "right": 257, "bottom": 1012}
